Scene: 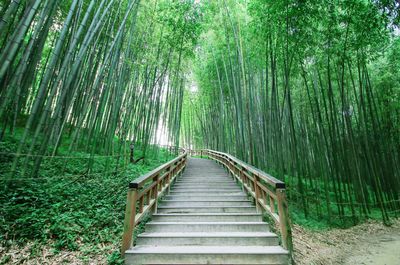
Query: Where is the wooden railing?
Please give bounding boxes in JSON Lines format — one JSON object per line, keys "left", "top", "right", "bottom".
{"left": 184, "top": 148, "right": 203, "bottom": 157}
{"left": 203, "top": 149, "right": 293, "bottom": 252}
{"left": 157, "top": 144, "right": 186, "bottom": 154}
{"left": 121, "top": 152, "right": 188, "bottom": 255}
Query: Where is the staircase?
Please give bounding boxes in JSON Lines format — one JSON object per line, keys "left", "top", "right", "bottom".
{"left": 124, "top": 158, "right": 289, "bottom": 265}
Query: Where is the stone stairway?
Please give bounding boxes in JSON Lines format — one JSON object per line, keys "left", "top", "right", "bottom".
{"left": 125, "top": 158, "right": 289, "bottom": 264}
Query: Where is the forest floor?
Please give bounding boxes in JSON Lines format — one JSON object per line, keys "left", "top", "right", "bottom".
{"left": 0, "top": 243, "right": 108, "bottom": 265}
{"left": 293, "top": 218, "right": 400, "bottom": 265}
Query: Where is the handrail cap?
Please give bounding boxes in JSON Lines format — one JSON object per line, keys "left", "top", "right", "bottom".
{"left": 204, "top": 149, "right": 285, "bottom": 189}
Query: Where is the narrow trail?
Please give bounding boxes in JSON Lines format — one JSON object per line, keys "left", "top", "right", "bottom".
{"left": 293, "top": 219, "right": 400, "bottom": 265}
{"left": 343, "top": 232, "right": 400, "bottom": 265}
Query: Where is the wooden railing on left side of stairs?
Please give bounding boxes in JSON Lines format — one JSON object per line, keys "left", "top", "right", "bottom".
{"left": 121, "top": 152, "right": 188, "bottom": 255}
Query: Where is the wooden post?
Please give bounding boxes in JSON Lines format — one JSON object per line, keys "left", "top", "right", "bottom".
{"left": 177, "top": 160, "right": 182, "bottom": 179}
{"left": 254, "top": 175, "right": 261, "bottom": 212}
{"left": 121, "top": 188, "right": 138, "bottom": 255}
{"left": 166, "top": 166, "right": 171, "bottom": 193}
{"left": 145, "top": 190, "right": 150, "bottom": 205}
{"left": 240, "top": 170, "right": 245, "bottom": 191}
{"left": 152, "top": 175, "right": 159, "bottom": 213}
{"left": 276, "top": 188, "right": 293, "bottom": 252}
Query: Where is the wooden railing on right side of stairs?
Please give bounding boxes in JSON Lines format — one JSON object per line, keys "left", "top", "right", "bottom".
{"left": 202, "top": 149, "right": 293, "bottom": 253}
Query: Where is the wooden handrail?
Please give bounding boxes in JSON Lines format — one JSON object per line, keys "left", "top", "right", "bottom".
{"left": 121, "top": 152, "right": 188, "bottom": 255}
{"left": 202, "top": 149, "right": 293, "bottom": 253}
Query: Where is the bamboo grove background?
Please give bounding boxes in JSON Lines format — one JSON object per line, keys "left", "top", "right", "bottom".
{"left": 0, "top": 0, "right": 201, "bottom": 177}
{"left": 180, "top": 0, "right": 400, "bottom": 225}
{"left": 0, "top": 0, "right": 399, "bottom": 229}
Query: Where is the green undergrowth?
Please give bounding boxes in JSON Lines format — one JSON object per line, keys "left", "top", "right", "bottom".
{"left": 286, "top": 179, "right": 397, "bottom": 230}
{"left": 236, "top": 171, "right": 394, "bottom": 232}
{"left": 0, "top": 129, "right": 174, "bottom": 264}
{"left": 289, "top": 203, "right": 391, "bottom": 231}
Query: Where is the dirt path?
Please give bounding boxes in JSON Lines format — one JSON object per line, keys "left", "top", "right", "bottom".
{"left": 293, "top": 219, "right": 400, "bottom": 265}
{"left": 344, "top": 232, "right": 400, "bottom": 265}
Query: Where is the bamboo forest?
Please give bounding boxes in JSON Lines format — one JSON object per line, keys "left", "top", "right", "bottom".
{"left": 0, "top": 0, "right": 399, "bottom": 264}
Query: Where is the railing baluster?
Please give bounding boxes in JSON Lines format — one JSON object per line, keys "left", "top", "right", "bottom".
{"left": 145, "top": 190, "right": 150, "bottom": 205}
{"left": 166, "top": 166, "right": 171, "bottom": 193}
{"left": 270, "top": 195, "right": 275, "bottom": 213}
{"left": 153, "top": 174, "right": 159, "bottom": 212}
{"left": 263, "top": 190, "right": 267, "bottom": 205}
{"left": 254, "top": 175, "right": 261, "bottom": 212}
{"left": 139, "top": 195, "right": 144, "bottom": 213}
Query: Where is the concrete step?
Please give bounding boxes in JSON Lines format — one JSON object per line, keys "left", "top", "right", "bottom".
{"left": 173, "top": 184, "right": 238, "bottom": 188}
{"left": 152, "top": 213, "right": 262, "bottom": 222}
{"left": 180, "top": 172, "right": 228, "bottom": 175}
{"left": 172, "top": 187, "right": 240, "bottom": 190}
{"left": 168, "top": 191, "right": 246, "bottom": 196}
{"left": 170, "top": 190, "right": 243, "bottom": 194}
{"left": 172, "top": 186, "right": 240, "bottom": 189}
{"left": 174, "top": 185, "right": 237, "bottom": 188}
{"left": 171, "top": 188, "right": 242, "bottom": 192}
{"left": 181, "top": 174, "right": 228, "bottom": 177}
{"left": 176, "top": 179, "right": 233, "bottom": 182}
{"left": 176, "top": 180, "right": 233, "bottom": 184}
{"left": 164, "top": 195, "right": 248, "bottom": 200}
{"left": 145, "top": 222, "right": 268, "bottom": 233}
{"left": 157, "top": 206, "right": 257, "bottom": 213}
{"left": 160, "top": 200, "right": 252, "bottom": 207}
{"left": 181, "top": 174, "right": 228, "bottom": 176}
{"left": 175, "top": 180, "right": 234, "bottom": 183}
{"left": 178, "top": 179, "right": 232, "bottom": 182}
{"left": 136, "top": 232, "right": 279, "bottom": 246}
{"left": 179, "top": 175, "right": 233, "bottom": 180}
{"left": 125, "top": 245, "right": 289, "bottom": 265}
{"left": 174, "top": 183, "right": 238, "bottom": 186}
{"left": 178, "top": 176, "right": 231, "bottom": 178}
{"left": 180, "top": 171, "right": 227, "bottom": 173}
